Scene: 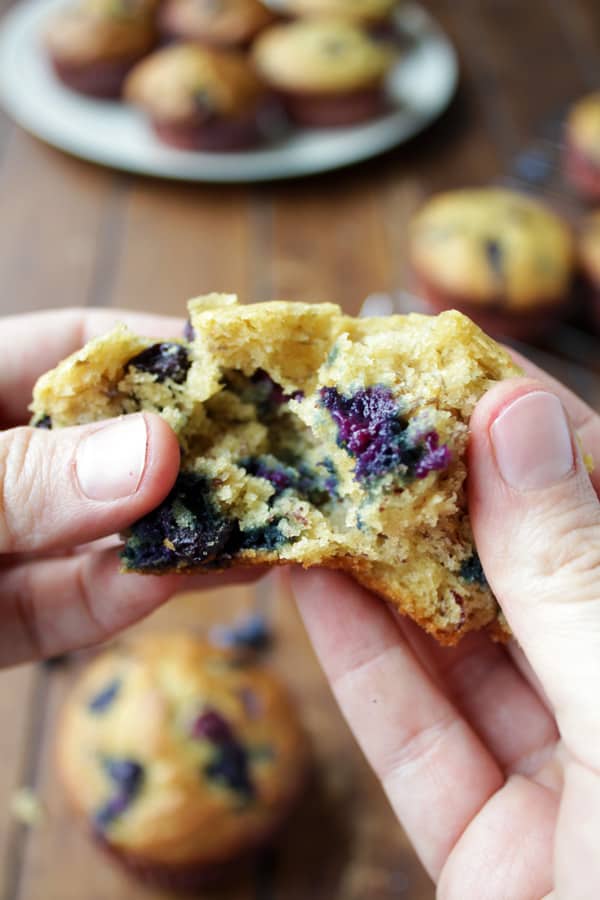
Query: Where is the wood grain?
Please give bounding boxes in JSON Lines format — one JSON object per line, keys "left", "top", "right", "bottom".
{"left": 1, "top": 0, "right": 600, "bottom": 897}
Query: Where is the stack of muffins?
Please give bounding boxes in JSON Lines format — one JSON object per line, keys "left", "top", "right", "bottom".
{"left": 403, "top": 90, "right": 600, "bottom": 341}
{"left": 44, "top": 0, "right": 404, "bottom": 151}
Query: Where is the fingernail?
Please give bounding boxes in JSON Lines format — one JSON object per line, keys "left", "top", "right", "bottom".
{"left": 491, "top": 391, "right": 574, "bottom": 491}
{"left": 76, "top": 415, "right": 148, "bottom": 501}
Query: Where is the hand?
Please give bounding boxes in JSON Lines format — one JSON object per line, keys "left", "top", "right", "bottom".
{"left": 0, "top": 308, "right": 261, "bottom": 668}
{"left": 292, "top": 353, "right": 600, "bottom": 900}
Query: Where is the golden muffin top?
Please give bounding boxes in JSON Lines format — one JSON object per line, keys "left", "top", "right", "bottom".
{"left": 253, "top": 19, "right": 393, "bottom": 94}
{"left": 160, "top": 0, "right": 276, "bottom": 47}
{"left": 281, "top": 0, "right": 398, "bottom": 24}
{"left": 409, "top": 188, "right": 574, "bottom": 310}
{"left": 56, "top": 633, "right": 308, "bottom": 866}
{"left": 45, "top": 0, "right": 156, "bottom": 64}
{"left": 125, "top": 44, "right": 267, "bottom": 121}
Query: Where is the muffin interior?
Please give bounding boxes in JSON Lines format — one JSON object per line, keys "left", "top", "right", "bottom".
{"left": 31, "top": 295, "right": 519, "bottom": 643}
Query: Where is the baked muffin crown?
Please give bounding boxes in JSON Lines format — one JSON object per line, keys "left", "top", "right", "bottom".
{"left": 253, "top": 19, "right": 393, "bottom": 93}
{"left": 45, "top": 0, "right": 156, "bottom": 64}
{"left": 282, "top": 0, "right": 398, "bottom": 24}
{"left": 125, "top": 44, "right": 267, "bottom": 121}
{"left": 159, "top": 0, "right": 276, "bottom": 47}
{"left": 567, "top": 92, "right": 600, "bottom": 166}
{"left": 57, "top": 633, "right": 308, "bottom": 866}
{"left": 409, "top": 188, "right": 574, "bottom": 309}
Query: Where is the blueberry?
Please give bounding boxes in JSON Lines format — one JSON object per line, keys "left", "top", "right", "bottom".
{"left": 459, "top": 551, "right": 488, "bottom": 587}
{"left": 240, "top": 457, "right": 295, "bottom": 494}
{"left": 484, "top": 239, "right": 504, "bottom": 278}
{"left": 34, "top": 415, "right": 52, "bottom": 429}
{"left": 204, "top": 742, "right": 254, "bottom": 799}
{"left": 94, "top": 758, "right": 144, "bottom": 830}
{"left": 414, "top": 432, "right": 452, "bottom": 478}
{"left": 122, "top": 472, "right": 236, "bottom": 572}
{"left": 88, "top": 678, "right": 121, "bottom": 714}
{"left": 238, "top": 521, "right": 285, "bottom": 552}
{"left": 126, "top": 342, "right": 190, "bottom": 384}
{"left": 210, "top": 613, "right": 272, "bottom": 652}
{"left": 192, "top": 709, "right": 233, "bottom": 742}
{"left": 104, "top": 759, "right": 144, "bottom": 794}
{"left": 320, "top": 386, "right": 451, "bottom": 483}
{"left": 183, "top": 319, "right": 195, "bottom": 341}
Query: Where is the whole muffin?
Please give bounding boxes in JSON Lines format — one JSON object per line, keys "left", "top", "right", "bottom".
{"left": 57, "top": 633, "right": 308, "bottom": 888}
{"left": 125, "top": 44, "right": 272, "bottom": 151}
{"left": 252, "top": 20, "right": 392, "bottom": 127}
{"left": 408, "top": 188, "right": 575, "bottom": 340}
{"left": 158, "top": 0, "right": 276, "bottom": 49}
{"left": 44, "top": 0, "right": 157, "bottom": 98}
{"left": 280, "top": 0, "right": 398, "bottom": 30}
{"left": 564, "top": 92, "right": 600, "bottom": 202}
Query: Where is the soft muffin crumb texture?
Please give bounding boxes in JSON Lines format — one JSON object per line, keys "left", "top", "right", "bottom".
{"left": 31, "top": 294, "right": 521, "bottom": 645}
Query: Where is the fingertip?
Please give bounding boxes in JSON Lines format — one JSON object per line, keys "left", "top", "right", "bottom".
{"left": 138, "top": 413, "right": 180, "bottom": 509}
{"left": 470, "top": 376, "right": 549, "bottom": 436}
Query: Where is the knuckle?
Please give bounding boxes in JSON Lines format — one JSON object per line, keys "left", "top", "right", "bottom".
{"left": 0, "top": 428, "right": 45, "bottom": 552}
{"left": 524, "top": 498, "right": 600, "bottom": 588}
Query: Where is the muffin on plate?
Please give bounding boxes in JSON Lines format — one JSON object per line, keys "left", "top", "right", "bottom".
{"left": 408, "top": 187, "right": 575, "bottom": 340}
{"left": 56, "top": 633, "right": 309, "bottom": 889}
{"left": 280, "top": 0, "right": 399, "bottom": 31}
{"left": 252, "top": 19, "right": 393, "bottom": 127}
{"left": 44, "top": 0, "right": 157, "bottom": 99}
{"left": 158, "top": 0, "right": 276, "bottom": 49}
{"left": 125, "top": 44, "right": 272, "bottom": 150}
{"left": 564, "top": 92, "right": 600, "bottom": 202}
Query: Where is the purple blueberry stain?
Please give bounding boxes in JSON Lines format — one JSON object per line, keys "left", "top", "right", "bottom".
{"left": 191, "top": 709, "right": 234, "bottom": 743}
{"left": 413, "top": 432, "right": 452, "bottom": 479}
{"left": 94, "top": 758, "right": 144, "bottom": 831}
{"left": 319, "top": 385, "right": 451, "bottom": 482}
{"left": 34, "top": 415, "right": 52, "bottom": 429}
{"left": 192, "top": 707, "right": 254, "bottom": 800}
{"left": 126, "top": 342, "right": 190, "bottom": 384}
{"left": 183, "top": 319, "right": 196, "bottom": 341}
{"left": 88, "top": 678, "right": 121, "bottom": 714}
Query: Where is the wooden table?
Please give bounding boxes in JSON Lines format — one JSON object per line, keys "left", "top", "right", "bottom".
{"left": 2, "top": 1, "right": 600, "bottom": 898}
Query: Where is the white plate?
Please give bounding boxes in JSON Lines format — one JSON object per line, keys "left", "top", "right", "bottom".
{"left": 0, "top": 0, "right": 458, "bottom": 182}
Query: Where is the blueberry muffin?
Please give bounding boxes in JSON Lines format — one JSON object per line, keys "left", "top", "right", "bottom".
{"left": 32, "top": 294, "right": 520, "bottom": 645}
{"left": 158, "top": 0, "right": 276, "bottom": 49}
{"left": 57, "top": 633, "right": 308, "bottom": 888}
{"left": 125, "top": 44, "right": 272, "bottom": 151}
{"left": 409, "top": 188, "right": 575, "bottom": 340}
{"left": 564, "top": 92, "right": 600, "bottom": 202}
{"left": 252, "top": 20, "right": 393, "bottom": 127}
{"left": 44, "top": 0, "right": 157, "bottom": 98}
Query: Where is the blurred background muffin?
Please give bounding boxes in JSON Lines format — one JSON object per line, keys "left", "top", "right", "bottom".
{"left": 56, "top": 632, "right": 309, "bottom": 889}
{"left": 125, "top": 43, "right": 273, "bottom": 150}
{"left": 578, "top": 210, "right": 600, "bottom": 331}
{"left": 279, "top": 0, "right": 399, "bottom": 33}
{"left": 408, "top": 187, "right": 575, "bottom": 340}
{"left": 253, "top": 19, "right": 393, "bottom": 127}
{"left": 158, "top": 0, "right": 276, "bottom": 50}
{"left": 44, "top": 0, "right": 157, "bottom": 98}
{"left": 565, "top": 92, "right": 600, "bottom": 203}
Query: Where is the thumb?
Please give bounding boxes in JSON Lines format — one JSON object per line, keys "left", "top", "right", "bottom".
{"left": 469, "top": 379, "right": 600, "bottom": 770}
{"left": 0, "top": 413, "right": 179, "bottom": 553}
